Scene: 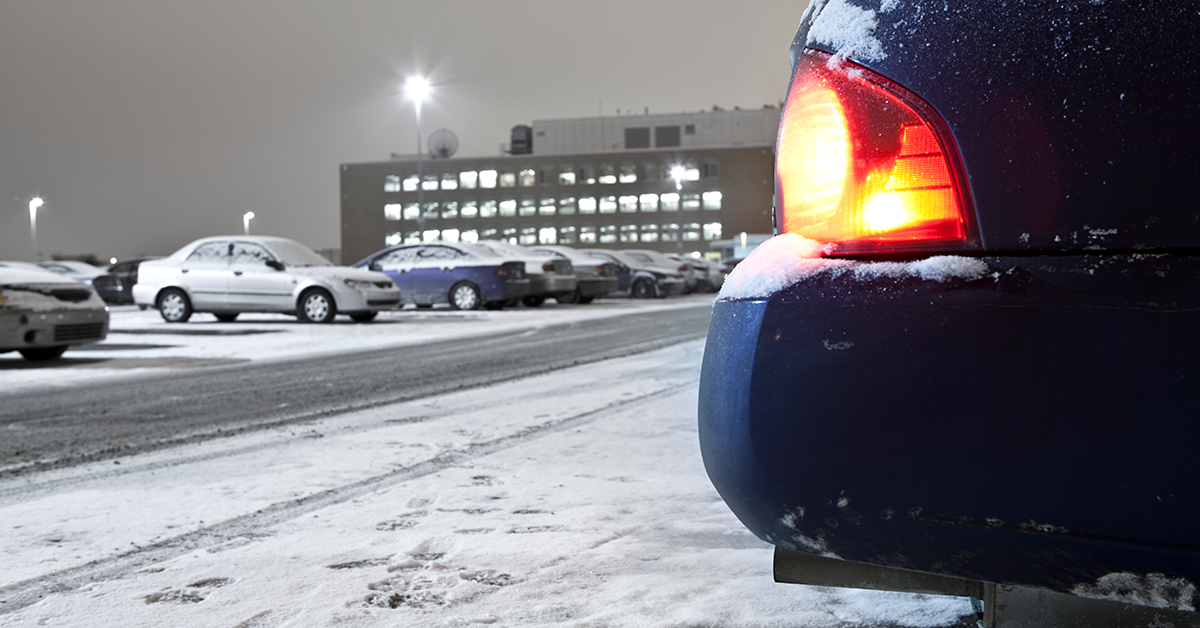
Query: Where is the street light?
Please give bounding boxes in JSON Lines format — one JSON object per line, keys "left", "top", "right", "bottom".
{"left": 243, "top": 211, "right": 255, "bottom": 236}
{"left": 29, "top": 197, "right": 43, "bottom": 261}
{"left": 405, "top": 75, "right": 431, "bottom": 239}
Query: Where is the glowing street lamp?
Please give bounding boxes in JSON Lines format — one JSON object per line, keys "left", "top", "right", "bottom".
{"left": 29, "top": 197, "right": 43, "bottom": 261}
{"left": 405, "top": 75, "right": 431, "bottom": 238}
{"left": 670, "top": 165, "right": 686, "bottom": 191}
{"left": 243, "top": 211, "right": 255, "bottom": 236}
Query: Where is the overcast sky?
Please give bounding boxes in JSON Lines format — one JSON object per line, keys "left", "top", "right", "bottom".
{"left": 0, "top": 0, "right": 806, "bottom": 263}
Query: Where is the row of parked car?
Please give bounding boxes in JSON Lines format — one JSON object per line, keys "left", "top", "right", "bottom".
{"left": 9, "top": 237, "right": 725, "bottom": 330}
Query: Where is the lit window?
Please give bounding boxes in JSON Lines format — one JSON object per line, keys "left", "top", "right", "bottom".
{"left": 519, "top": 196, "right": 536, "bottom": 216}
{"left": 620, "top": 224, "right": 638, "bottom": 242}
{"left": 500, "top": 198, "right": 517, "bottom": 217}
{"left": 539, "top": 226, "right": 557, "bottom": 244}
{"left": 499, "top": 171, "right": 517, "bottom": 187}
{"left": 461, "top": 229, "right": 479, "bottom": 242}
{"left": 423, "top": 202, "right": 438, "bottom": 217}
{"left": 619, "top": 195, "right": 638, "bottom": 213}
{"left": 599, "top": 196, "right": 617, "bottom": 213}
{"left": 460, "top": 171, "right": 478, "bottom": 189}
{"left": 480, "top": 199, "right": 498, "bottom": 218}
{"left": 403, "top": 203, "right": 420, "bottom": 220}
{"left": 682, "top": 193, "right": 701, "bottom": 210}
{"left": 442, "top": 201, "right": 459, "bottom": 219}
{"left": 599, "top": 163, "right": 616, "bottom": 184}
{"left": 559, "top": 166, "right": 576, "bottom": 185}
{"left": 540, "top": 196, "right": 556, "bottom": 216}
{"left": 703, "top": 222, "right": 723, "bottom": 241}
{"left": 403, "top": 175, "right": 419, "bottom": 191}
{"left": 442, "top": 228, "right": 461, "bottom": 242}
{"left": 662, "top": 222, "right": 680, "bottom": 241}
{"left": 404, "top": 230, "right": 421, "bottom": 244}
{"left": 660, "top": 193, "right": 680, "bottom": 211}
{"left": 503, "top": 227, "right": 518, "bottom": 243}
{"left": 385, "top": 231, "right": 402, "bottom": 246}
{"left": 702, "top": 191, "right": 723, "bottom": 210}
{"left": 581, "top": 164, "right": 596, "bottom": 185}
{"left": 580, "top": 224, "right": 597, "bottom": 244}
{"left": 683, "top": 222, "right": 701, "bottom": 241}
{"left": 619, "top": 162, "right": 637, "bottom": 183}
{"left": 479, "top": 170, "right": 498, "bottom": 189}
{"left": 559, "top": 225, "right": 577, "bottom": 244}
{"left": 640, "top": 223, "right": 659, "bottom": 242}
{"left": 461, "top": 199, "right": 478, "bottom": 218}
{"left": 600, "top": 224, "right": 618, "bottom": 243}
{"left": 385, "top": 175, "right": 401, "bottom": 192}
{"left": 424, "top": 229, "right": 440, "bottom": 242}
{"left": 385, "top": 204, "right": 402, "bottom": 221}
{"left": 481, "top": 228, "right": 498, "bottom": 240}
{"left": 423, "top": 174, "right": 439, "bottom": 191}
{"left": 639, "top": 194, "right": 659, "bottom": 212}
{"left": 559, "top": 195, "right": 577, "bottom": 215}
{"left": 579, "top": 197, "right": 597, "bottom": 214}
{"left": 441, "top": 173, "right": 458, "bottom": 190}
{"left": 519, "top": 169, "right": 536, "bottom": 187}
{"left": 684, "top": 161, "right": 700, "bottom": 181}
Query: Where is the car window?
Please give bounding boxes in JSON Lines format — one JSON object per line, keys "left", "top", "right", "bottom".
{"left": 230, "top": 242, "right": 278, "bottom": 266}
{"left": 375, "top": 247, "right": 418, "bottom": 267}
{"left": 185, "top": 241, "right": 230, "bottom": 267}
{"left": 625, "top": 252, "right": 654, "bottom": 265}
{"left": 415, "top": 246, "right": 464, "bottom": 262}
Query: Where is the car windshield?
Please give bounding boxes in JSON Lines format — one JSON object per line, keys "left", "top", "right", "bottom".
{"left": 476, "top": 240, "right": 532, "bottom": 257}
{"left": 266, "top": 240, "right": 333, "bottom": 267}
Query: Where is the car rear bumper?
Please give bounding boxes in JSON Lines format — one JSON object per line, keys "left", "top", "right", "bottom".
{"left": 699, "top": 253, "right": 1200, "bottom": 607}
{"left": 578, "top": 277, "right": 619, "bottom": 297}
{"left": 529, "top": 274, "right": 578, "bottom": 296}
{"left": 657, "top": 278, "right": 686, "bottom": 297}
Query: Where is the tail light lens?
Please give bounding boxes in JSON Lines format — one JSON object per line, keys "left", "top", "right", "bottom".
{"left": 496, "top": 262, "right": 525, "bottom": 279}
{"left": 542, "top": 262, "right": 555, "bottom": 273}
{"left": 776, "top": 49, "right": 972, "bottom": 255}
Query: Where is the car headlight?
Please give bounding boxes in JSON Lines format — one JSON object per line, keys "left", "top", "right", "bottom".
{"left": 343, "top": 279, "right": 375, "bottom": 290}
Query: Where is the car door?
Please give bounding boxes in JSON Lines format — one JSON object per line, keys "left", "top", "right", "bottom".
{"left": 370, "top": 247, "right": 417, "bottom": 304}
{"left": 180, "top": 241, "right": 231, "bottom": 309}
{"left": 227, "top": 241, "right": 295, "bottom": 311}
{"left": 410, "top": 245, "right": 465, "bottom": 304}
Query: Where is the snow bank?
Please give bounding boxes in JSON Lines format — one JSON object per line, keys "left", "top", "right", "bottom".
{"left": 1072, "top": 572, "right": 1198, "bottom": 612}
{"left": 718, "top": 234, "right": 992, "bottom": 300}
{"left": 805, "top": 0, "right": 887, "bottom": 62}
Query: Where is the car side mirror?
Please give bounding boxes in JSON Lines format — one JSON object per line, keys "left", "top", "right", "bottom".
{"left": 369, "top": 262, "right": 383, "bottom": 271}
{"left": 266, "top": 260, "right": 285, "bottom": 271}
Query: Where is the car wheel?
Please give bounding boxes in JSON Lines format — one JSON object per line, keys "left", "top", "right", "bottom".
{"left": 215, "top": 313, "right": 239, "bottom": 322}
{"left": 522, "top": 295, "right": 545, "bottom": 307}
{"left": 503, "top": 298, "right": 519, "bottom": 308}
{"left": 449, "top": 281, "right": 482, "bottom": 310}
{"left": 298, "top": 288, "right": 336, "bottom": 323}
{"left": 555, "top": 289, "right": 580, "bottom": 304}
{"left": 483, "top": 300, "right": 504, "bottom": 310}
{"left": 578, "top": 295, "right": 595, "bottom": 304}
{"left": 19, "top": 346, "right": 69, "bottom": 361}
{"left": 631, "top": 278, "right": 656, "bottom": 299}
{"left": 350, "top": 311, "right": 378, "bottom": 322}
{"left": 158, "top": 288, "right": 193, "bottom": 323}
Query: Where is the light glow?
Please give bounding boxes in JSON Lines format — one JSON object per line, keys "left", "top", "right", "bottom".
{"left": 404, "top": 76, "right": 431, "bottom": 102}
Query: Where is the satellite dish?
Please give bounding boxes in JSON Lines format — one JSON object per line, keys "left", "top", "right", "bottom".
{"left": 428, "top": 129, "right": 459, "bottom": 159}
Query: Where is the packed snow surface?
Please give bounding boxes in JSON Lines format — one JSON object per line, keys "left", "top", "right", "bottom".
{"left": 0, "top": 302, "right": 973, "bottom": 627}
{"left": 718, "top": 234, "right": 992, "bottom": 300}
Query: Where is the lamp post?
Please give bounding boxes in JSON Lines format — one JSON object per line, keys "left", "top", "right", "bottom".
{"left": 405, "top": 76, "right": 431, "bottom": 240}
{"left": 29, "top": 197, "right": 43, "bottom": 261}
{"left": 243, "top": 211, "right": 255, "bottom": 236}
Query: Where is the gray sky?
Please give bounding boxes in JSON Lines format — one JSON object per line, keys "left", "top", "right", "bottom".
{"left": 0, "top": 0, "right": 806, "bottom": 263}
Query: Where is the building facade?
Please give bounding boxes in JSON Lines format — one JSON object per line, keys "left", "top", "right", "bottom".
{"left": 340, "top": 108, "right": 779, "bottom": 264}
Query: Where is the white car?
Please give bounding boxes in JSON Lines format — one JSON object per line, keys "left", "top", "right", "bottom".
{"left": 1, "top": 261, "right": 109, "bottom": 361}
{"left": 38, "top": 260, "right": 107, "bottom": 286}
{"left": 133, "top": 236, "right": 400, "bottom": 323}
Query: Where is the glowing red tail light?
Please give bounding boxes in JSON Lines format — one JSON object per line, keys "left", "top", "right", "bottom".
{"left": 776, "top": 49, "right": 972, "bottom": 255}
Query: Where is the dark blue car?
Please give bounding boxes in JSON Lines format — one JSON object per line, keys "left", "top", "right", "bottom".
{"left": 354, "top": 242, "right": 529, "bottom": 310}
{"left": 699, "top": 0, "right": 1200, "bottom": 619}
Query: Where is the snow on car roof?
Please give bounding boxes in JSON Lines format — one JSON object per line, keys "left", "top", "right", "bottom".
{"left": 0, "top": 261, "right": 85, "bottom": 286}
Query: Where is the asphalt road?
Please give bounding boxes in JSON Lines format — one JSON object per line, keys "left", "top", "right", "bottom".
{"left": 0, "top": 303, "right": 712, "bottom": 478}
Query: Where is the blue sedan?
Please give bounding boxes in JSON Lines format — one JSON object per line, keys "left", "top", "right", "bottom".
{"left": 354, "top": 242, "right": 529, "bottom": 310}
{"left": 699, "top": 0, "right": 1200, "bottom": 618}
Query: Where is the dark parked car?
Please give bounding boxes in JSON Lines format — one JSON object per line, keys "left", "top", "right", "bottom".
{"left": 699, "top": 0, "right": 1200, "bottom": 619}
{"left": 579, "top": 249, "right": 686, "bottom": 299}
{"left": 528, "top": 245, "right": 619, "bottom": 304}
{"left": 92, "top": 257, "right": 159, "bottom": 305}
{"left": 353, "top": 242, "right": 529, "bottom": 310}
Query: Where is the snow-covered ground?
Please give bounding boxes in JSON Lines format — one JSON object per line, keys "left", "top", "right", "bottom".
{"left": 0, "top": 300, "right": 973, "bottom": 626}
